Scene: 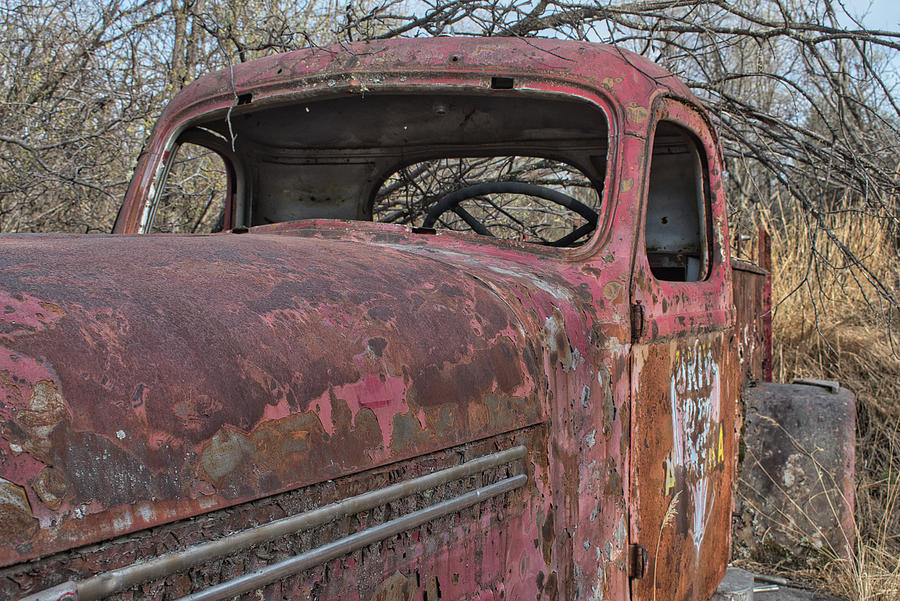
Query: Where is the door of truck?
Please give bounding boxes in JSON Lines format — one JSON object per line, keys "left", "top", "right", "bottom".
{"left": 628, "top": 99, "right": 738, "bottom": 601}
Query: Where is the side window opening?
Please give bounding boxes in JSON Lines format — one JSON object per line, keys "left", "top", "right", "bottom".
{"left": 645, "top": 121, "right": 710, "bottom": 282}
{"left": 147, "top": 143, "right": 229, "bottom": 233}
{"left": 373, "top": 156, "right": 602, "bottom": 247}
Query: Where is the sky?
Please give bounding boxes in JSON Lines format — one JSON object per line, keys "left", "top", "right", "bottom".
{"left": 841, "top": 0, "right": 900, "bottom": 30}
{"left": 841, "top": 0, "right": 900, "bottom": 77}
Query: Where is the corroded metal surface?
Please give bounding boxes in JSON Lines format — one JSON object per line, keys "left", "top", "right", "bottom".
{"left": 732, "top": 261, "right": 770, "bottom": 387}
{"left": 4, "top": 430, "right": 540, "bottom": 600}
{"left": 732, "top": 223, "right": 773, "bottom": 388}
{"left": 628, "top": 98, "right": 739, "bottom": 601}
{"left": 74, "top": 446, "right": 526, "bottom": 600}
{"left": 0, "top": 37, "right": 763, "bottom": 601}
{"left": 734, "top": 383, "right": 856, "bottom": 565}
{"left": 0, "top": 221, "right": 633, "bottom": 600}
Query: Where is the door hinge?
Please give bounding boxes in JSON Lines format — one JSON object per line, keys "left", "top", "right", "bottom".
{"left": 628, "top": 544, "right": 649, "bottom": 579}
{"left": 630, "top": 302, "right": 645, "bottom": 343}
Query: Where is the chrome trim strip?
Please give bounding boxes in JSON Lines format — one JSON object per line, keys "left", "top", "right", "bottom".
{"left": 177, "top": 474, "right": 527, "bottom": 601}
{"left": 77, "top": 445, "right": 526, "bottom": 600}
{"left": 19, "top": 580, "right": 78, "bottom": 601}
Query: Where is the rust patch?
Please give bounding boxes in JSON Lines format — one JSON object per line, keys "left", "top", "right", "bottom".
{"left": 369, "top": 571, "right": 415, "bottom": 601}
{"left": 602, "top": 281, "right": 622, "bottom": 302}
{"left": 619, "top": 178, "right": 634, "bottom": 193}
{"left": 424, "top": 575, "right": 440, "bottom": 600}
{"left": 542, "top": 310, "right": 580, "bottom": 371}
{"left": 601, "top": 76, "right": 623, "bottom": 90}
{"left": 7, "top": 380, "right": 70, "bottom": 462}
{"left": 32, "top": 466, "right": 68, "bottom": 510}
{"left": 541, "top": 505, "right": 555, "bottom": 566}
{"left": 625, "top": 102, "right": 650, "bottom": 123}
{"left": 631, "top": 337, "right": 736, "bottom": 601}
{"left": 0, "top": 478, "right": 38, "bottom": 544}
{"left": 196, "top": 410, "right": 334, "bottom": 491}
{"left": 468, "top": 401, "right": 491, "bottom": 433}
{"left": 601, "top": 393, "right": 616, "bottom": 439}
{"left": 545, "top": 571, "right": 559, "bottom": 601}
{"left": 195, "top": 395, "right": 390, "bottom": 498}
{"left": 197, "top": 427, "right": 257, "bottom": 484}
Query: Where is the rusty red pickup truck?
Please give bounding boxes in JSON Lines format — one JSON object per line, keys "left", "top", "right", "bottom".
{"left": 0, "top": 37, "right": 852, "bottom": 601}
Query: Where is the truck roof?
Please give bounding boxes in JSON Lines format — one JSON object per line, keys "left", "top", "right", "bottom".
{"left": 158, "top": 36, "right": 697, "bottom": 139}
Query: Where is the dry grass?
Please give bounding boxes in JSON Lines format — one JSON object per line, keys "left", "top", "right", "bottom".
{"left": 653, "top": 490, "right": 682, "bottom": 601}
{"left": 755, "top": 198, "right": 900, "bottom": 600}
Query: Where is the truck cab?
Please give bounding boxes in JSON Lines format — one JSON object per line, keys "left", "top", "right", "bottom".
{"left": 1, "top": 38, "right": 764, "bottom": 601}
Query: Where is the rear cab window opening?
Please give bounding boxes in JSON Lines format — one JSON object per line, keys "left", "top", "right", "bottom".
{"left": 374, "top": 156, "right": 601, "bottom": 247}
{"left": 143, "top": 89, "right": 612, "bottom": 249}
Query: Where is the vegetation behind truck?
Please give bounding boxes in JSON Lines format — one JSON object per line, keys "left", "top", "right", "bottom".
{"left": 0, "top": 38, "right": 818, "bottom": 601}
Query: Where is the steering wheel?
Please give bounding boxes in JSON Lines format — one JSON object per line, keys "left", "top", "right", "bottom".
{"left": 421, "top": 182, "right": 598, "bottom": 247}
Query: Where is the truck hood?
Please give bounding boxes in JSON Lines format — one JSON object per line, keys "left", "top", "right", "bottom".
{"left": 0, "top": 223, "right": 597, "bottom": 565}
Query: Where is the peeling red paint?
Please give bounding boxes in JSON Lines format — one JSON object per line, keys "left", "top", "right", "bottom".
{"left": 0, "top": 37, "right": 768, "bottom": 601}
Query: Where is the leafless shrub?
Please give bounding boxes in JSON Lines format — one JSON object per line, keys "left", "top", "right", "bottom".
{"left": 0, "top": 0, "right": 342, "bottom": 233}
